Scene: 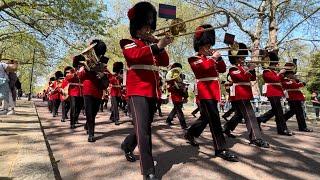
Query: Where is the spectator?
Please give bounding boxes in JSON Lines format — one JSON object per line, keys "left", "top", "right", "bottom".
{"left": 7, "top": 71, "right": 18, "bottom": 114}
{"left": 0, "top": 60, "right": 18, "bottom": 115}
{"left": 311, "top": 90, "right": 320, "bottom": 124}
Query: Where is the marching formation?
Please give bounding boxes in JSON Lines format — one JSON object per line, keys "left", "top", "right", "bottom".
{"left": 43, "top": 2, "right": 313, "bottom": 180}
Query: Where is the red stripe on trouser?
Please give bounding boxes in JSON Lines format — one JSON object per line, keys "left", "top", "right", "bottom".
{"left": 130, "top": 97, "right": 143, "bottom": 174}
{"left": 240, "top": 100, "right": 257, "bottom": 140}
{"left": 203, "top": 103, "right": 220, "bottom": 150}
{"left": 130, "top": 97, "right": 154, "bottom": 175}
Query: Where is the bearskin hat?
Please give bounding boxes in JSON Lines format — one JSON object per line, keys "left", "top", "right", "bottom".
{"left": 193, "top": 24, "right": 215, "bottom": 52}
{"left": 64, "top": 66, "right": 73, "bottom": 76}
{"left": 55, "top": 71, "right": 64, "bottom": 79}
{"left": 171, "top": 62, "right": 182, "bottom": 69}
{"left": 100, "top": 56, "right": 109, "bottom": 64}
{"left": 72, "top": 55, "right": 85, "bottom": 68}
{"left": 284, "top": 62, "right": 296, "bottom": 75}
{"left": 113, "top": 62, "right": 124, "bottom": 73}
{"left": 49, "top": 77, "right": 55, "bottom": 82}
{"left": 90, "top": 39, "right": 107, "bottom": 57}
{"left": 128, "top": 1, "right": 157, "bottom": 38}
{"left": 228, "top": 43, "right": 248, "bottom": 65}
{"left": 268, "top": 51, "right": 279, "bottom": 64}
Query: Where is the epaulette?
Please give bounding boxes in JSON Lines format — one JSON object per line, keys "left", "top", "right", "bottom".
{"left": 119, "top": 39, "right": 136, "bottom": 49}
{"left": 188, "top": 56, "right": 201, "bottom": 64}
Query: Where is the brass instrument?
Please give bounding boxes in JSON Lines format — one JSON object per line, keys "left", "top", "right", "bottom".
{"left": 78, "top": 43, "right": 110, "bottom": 88}
{"left": 154, "top": 11, "right": 227, "bottom": 38}
{"left": 80, "top": 43, "right": 99, "bottom": 71}
{"left": 165, "top": 67, "right": 188, "bottom": 98}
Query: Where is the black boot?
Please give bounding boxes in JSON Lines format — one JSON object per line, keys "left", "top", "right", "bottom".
{"left": 143, "top": 174, "right": 158, "bottom": 180}
{"left": 115, "top": 120, "right": 120, "bottom": 126}
{"left": 278, "top": 129, "right": 294, "bottom": 136}
{"left": 223, "top": 129, "right": 236, "bottom": 138}
{"left": 88, "top": 136, "right": 96, "bottom": 142}
{"left": 299, "top": 128, "right": 313, "bottom": 132}
{"left": 216, "top": 150, "right": 238, "bottom": 162}
{"left": 166, "top": 119, "right": 173, "bottom": 126}
{"left": 121, "top": 144, "right": 136, "bottom": 162}
{"left": 250, "top": 139, "right": 270, "bottom": 148}
{"left": 184, "top": 132, "right": 199, "bottom": 147}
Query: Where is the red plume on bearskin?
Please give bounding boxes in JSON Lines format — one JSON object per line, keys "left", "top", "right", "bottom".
{"left": 128, "top": 8, "right": 136, "bottom": 20}
{"left": 193, "top": 24, "right": 215, "bottom": 52}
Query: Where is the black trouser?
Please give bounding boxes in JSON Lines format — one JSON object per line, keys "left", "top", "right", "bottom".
{"left": 100, "top": 99, "right": 108, "bottom": 112}
{"left": 61, "top": 100, "right": 70, "bottom": 120}
{"left": 222, "top": 104, "right": 236, "bottom": 118}
{"left": 156, "top": 100, "right": 162, "bottom": 115}
{"left": 52, "top": 99, "right": 61, "bottom": 115}
{"left": 284, "top": 101, "right": 307, "bottom": 130}
{"left": 257, "top": 96, "right": 288, "bottom": 133}
{"left": 48, "top": 100, "right": 53, "bottom": 113}
{"left": 187, "top": 99, "right": 226, "bottom": 151}
{"left": 127, "top": 101, "right": 131, "bottom": 116}
{"left": 84, "top": 95, "right": 101, "bottom": 137}
{"left": 70, "top": 96, "right": 84, "bottom": 126}
{"left": 167, "top": 102, "right": 187, "bottom": 129}
{"left": 191, "top": 102, "right": 200, "bottom": 115}
{"left": 110, "top": 96, "right": 120, "bottom": 122}
{"left": 121, "top": 96, "right": 157, "bottom": 175}
{"left": 224, "top": 100, "right": 262, "bottom": 140}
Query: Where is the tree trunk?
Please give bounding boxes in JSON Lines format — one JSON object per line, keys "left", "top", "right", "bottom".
{"left": 251, "top": 0, "right": 267, "bottom": 97}
{"left": 268, "top": 0, "right": 279, "bottom": 52}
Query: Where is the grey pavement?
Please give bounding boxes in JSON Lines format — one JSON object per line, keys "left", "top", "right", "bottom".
{"left": 0, "top": 99, "right": 55, "bottom": 180}
{"left": 34, "top": 99, "right": 320, "bottom": 180}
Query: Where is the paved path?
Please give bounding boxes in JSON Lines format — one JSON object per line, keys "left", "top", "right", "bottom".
{"left": 0, "top": 99, "right": 55, "bottom": 180}
{"left": 34, "top": 99, "right": 320, "bottom": 180}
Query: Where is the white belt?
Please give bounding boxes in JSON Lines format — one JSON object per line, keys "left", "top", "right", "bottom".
{"left": 69, "top": 83, "right": 83, "bottom": 86}
{"left": 284, "top": 89, "right": 301, "bottom": 98}
{"left": 197, "top": 77, "right": 219, "bottom": 81}
{"left": 265, "top": 83, "right": 282, "bottom": 86}
{"left": 233, "top": 82, "right": 251, "bottom": 86}
{"left": 129, "top": 65, "right": 159, "bottom": 71}
{"left": 230, "top": 82, "right": 251, "bottom": 96}
{"left": 262, "top": 83, "right": 282, "bottom": 94}
{"left": 286, "top": 89, "right": 300, "bottom": 92}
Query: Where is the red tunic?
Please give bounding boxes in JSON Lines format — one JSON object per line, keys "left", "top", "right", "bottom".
{"left": 281, "top": 78, "right": 305, "bottom": 101}
{"left": 188, "top": 55, "right": 226, "bottom": 101}
{"left": 50, "top": 81, "right": 61, "bottom": 100}
{"left": 109, "top": 74, "right": 121, "bottom": 97}
{"left": 262, "top": 69, "right": 284, "bottom": 97}
{"left": 47, "top": 84, "right": 53, "bottom": 101}
{"left": 228, "top": 65, "right": 255, "bottom": 101}
{"left": 167, "top": 82, "right": 184, "bottom": 103}
{"left": 120, "top": 38, "right": 169, "bottom": 99}
{"left": 65, "top": 73, "right": 82, "bottom": 97}
{"left": 77, "top": 67, "right": 103, "bottom": 99}
{"left": 60, "top": 78, "right": 69, "bottom": 101}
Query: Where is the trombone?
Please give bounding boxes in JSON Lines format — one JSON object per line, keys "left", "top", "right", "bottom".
{"left": 154, "top": 10, "right": 226, "bottom": 38}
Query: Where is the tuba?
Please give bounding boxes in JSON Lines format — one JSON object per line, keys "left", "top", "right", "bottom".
{"left": 80, "top": 43, "right": 100, "bottom": 71}
{"left": 165, "top": 67, "right": 188, "bottom": 98}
